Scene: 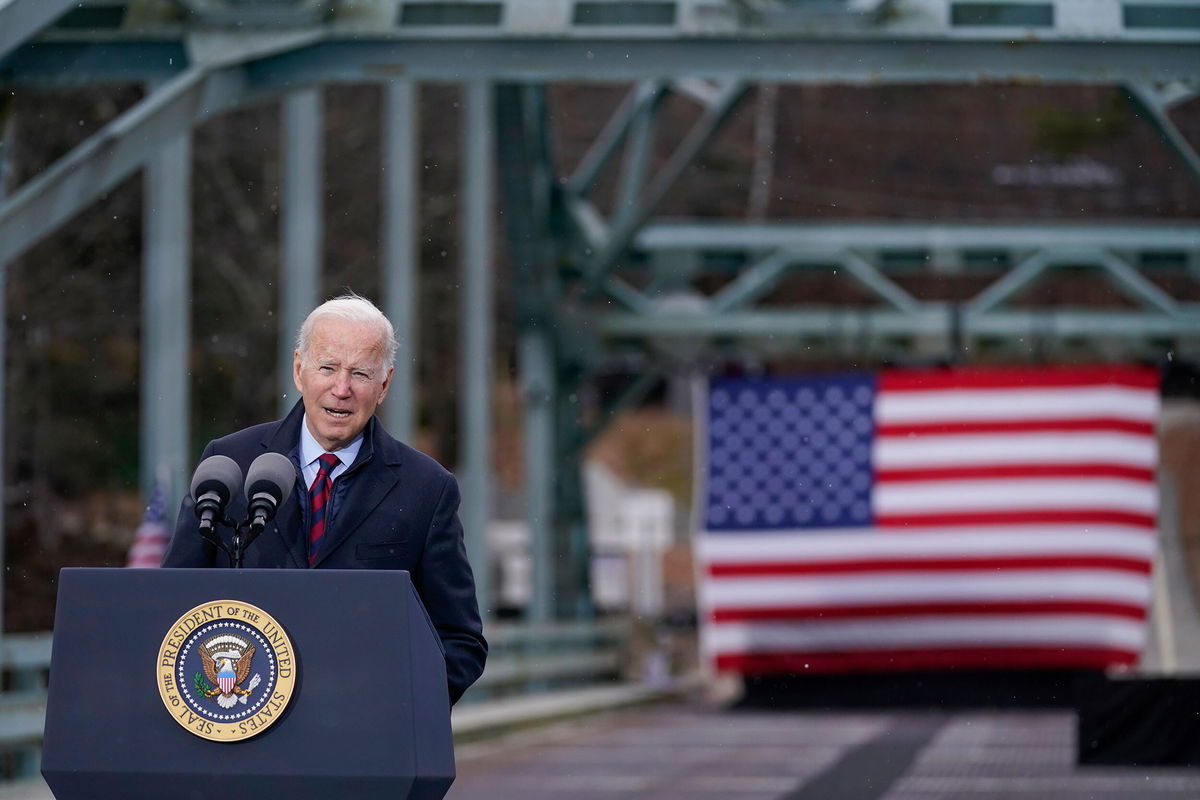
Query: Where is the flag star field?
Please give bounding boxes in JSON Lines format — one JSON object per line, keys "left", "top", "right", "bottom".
{"left": 696, "top": 365, "right": 1160, "bottom": 675}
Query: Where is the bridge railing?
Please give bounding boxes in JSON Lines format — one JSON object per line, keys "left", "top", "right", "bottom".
{"left": 464, "top": 618, "right": 632, "bottom": 701}
{"left": 0, "top": 620, "right": 631, "bottom": 777}
{"left": 0, "top": 633, "right": 52, "bottom": 781}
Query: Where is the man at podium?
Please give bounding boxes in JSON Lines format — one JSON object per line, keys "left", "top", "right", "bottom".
{"left": 163, "top": 293, "right": 487, "bottom": 705}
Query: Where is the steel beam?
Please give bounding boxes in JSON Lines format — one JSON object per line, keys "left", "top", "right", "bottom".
{"left": 459, "top": 79, "right": 494, "bottom": 617}
{"left": 603, "top": 276, "right": 656, "bottom": 314}
{"left": 141, "top": 131, "right": 192, "bottom": 511}
{"left": 567, "top": 81, "right": 666, "bottom": 195}
{"left": 6, "top": 11, "right": 1198, "bottom": 87}
{"left": 964, "top": 245, "right": 1188, "bottom": 321}
{"left": 747, "top": 83, "right": 779, "bottom": 221}
{"left": 691, "top": 246, "right": 925, "bottom": 313}
{"left": 278, "top": 88, "right": 323, "bottom": 415}
{"left": 496, "top": 83, "right": 579, "bottom": 623}
{"left": 600, "top": 307, "right": 1200, "bottom": 339}
{"left": 0, "top": 42, "right": 187, "bottom": 87}
{"left": 381, "top": 80, "right": 418, "bottom": 443}
{"left": 635, "top": 221, "right": 1200, "bottom": 252}
{"left": 710, "top": 249, "right": 798, "bottom": 312}
{"left": 563, "top": 194, "right": 609, "bottom": 250}
{"left": 614, "top": 83, "right": 661, "bottom": 222}
{"left": 0, "top": 0, "right": 77, "bottom": 63}
{"left": 1095, "top": 250, "right": 1180, "bottom": 314}
{"left": 840, "top": 250, "right": 922, "bottom": 312}
{"left": 583, "top": 82, "right": 747, "bottom": 288}
{"left": 1122, "top": 84, "right": 1200, "bottom": 187}
{"left": 966, "top": 249, "right": 1086, "bottom": 314}
{"left": 14, "top": 0, "right": 1200, "bottom": 47}
{"left": 0, "top": 66, "right": 246, "bottom": 266}
{"left": 235, "top": 39, "right": 1200, "bottom": 88}
{"left": 24, "top": 37, "right": 1198, "bottom": 89}
{"left": 519, "top": 331, "right": 554, "bottom": 624}
{"left": 494, "top": 82, "right": 559, "bottom": 314}
{"left": 0, "top": 109, "right": 11, "bottom": 638}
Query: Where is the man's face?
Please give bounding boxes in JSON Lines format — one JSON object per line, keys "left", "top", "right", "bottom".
{"left": 293, "top": 316, "right": 393, "bottom": 452}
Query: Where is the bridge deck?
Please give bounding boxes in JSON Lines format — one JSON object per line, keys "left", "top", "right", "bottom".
{"left": 4, "top": 696, "right": 1199, "bottom": 799}
{"left": 450, "top": 702, "right": 1200, "bottom": 800}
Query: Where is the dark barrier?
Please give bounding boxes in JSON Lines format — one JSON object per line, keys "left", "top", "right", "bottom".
{"left": 1075, "top": 674, "right": 1200, "bottom": 767}
{"left": 738, "top": 670, "right": 1200, "bottom": 767}
{"left": 738, "top": 670, "right": 1085, "bottom": 710}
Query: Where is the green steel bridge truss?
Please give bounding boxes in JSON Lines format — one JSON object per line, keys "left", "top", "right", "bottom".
{"left": 1, "top": 0, "right": 1198, "bottom": 621}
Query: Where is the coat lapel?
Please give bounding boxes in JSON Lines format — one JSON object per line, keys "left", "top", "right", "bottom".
{"left": 261, "top": 402, "right": 308, "bottom": 569}
{"left": 269, "top": 487, "right": 307, "bottom": 568}
{"left": 310, "top": 417, "right": 403, "bottom": 567}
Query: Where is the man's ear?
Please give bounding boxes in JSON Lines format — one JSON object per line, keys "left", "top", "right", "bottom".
{"left": 377, "top": 366, "right": 395, "bottom": 405}
{"left": 292, "top": 350, "right": 304, "bottom": 393}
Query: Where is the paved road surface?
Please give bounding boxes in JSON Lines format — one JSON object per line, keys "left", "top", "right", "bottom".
{"left": 450, "top": 702, "right": 1200, "bottom": 800}
{"left": 6, "top": 699, "right": 1198, "bottom": 799}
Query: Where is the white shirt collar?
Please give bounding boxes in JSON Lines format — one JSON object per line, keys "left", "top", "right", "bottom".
{"left": 299, "top": 414, "right": 364, "bottom": 472}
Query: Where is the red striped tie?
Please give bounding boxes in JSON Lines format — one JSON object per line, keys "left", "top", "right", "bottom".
{"left": 307, "top": 453, "right": 340, "bottom": 566}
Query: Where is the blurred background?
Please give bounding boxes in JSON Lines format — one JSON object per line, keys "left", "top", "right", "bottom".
{"left": 1, "top": 0, "right": 1199, "bottom": 795}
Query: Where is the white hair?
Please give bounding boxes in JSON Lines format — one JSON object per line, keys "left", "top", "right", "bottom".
{"left": 295, "top": 293, "right": 398, "bottom": 370}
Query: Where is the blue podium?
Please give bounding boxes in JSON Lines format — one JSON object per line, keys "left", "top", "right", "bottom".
{"left": 42, "top": 568, "right": 455, "bottom": 799}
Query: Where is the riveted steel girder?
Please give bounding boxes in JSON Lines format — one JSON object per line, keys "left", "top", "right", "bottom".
{"left": 5, "top": 0, "right": 1199, "bottom": 630}
{"left": 0, "top": 0, "right": 78, "bottom": 63}
{"left": 0, "top": 66, "right": 248, "bottom": 266}
{"left": 5, "top": 36, "right": 1198, "bottom": 88}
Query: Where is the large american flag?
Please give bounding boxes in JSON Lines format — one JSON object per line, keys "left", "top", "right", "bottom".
{"left": 696, "top": 365, "right": 1160, "bottom": 674}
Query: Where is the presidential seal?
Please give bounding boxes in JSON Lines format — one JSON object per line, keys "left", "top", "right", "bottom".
{"left": 157, "top": 600, "right": 296, "bottom": 742}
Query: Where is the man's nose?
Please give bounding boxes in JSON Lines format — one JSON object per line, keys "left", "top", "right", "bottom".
{"left": 332, "top": 372, "right": 353, "bottom": 396}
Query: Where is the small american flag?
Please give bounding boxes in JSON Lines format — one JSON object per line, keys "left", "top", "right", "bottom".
{"left": 127, "top": 477, "right": 169, "bottom": 568}
{"left": 696, "top": 365, "right": 1159, "bottom": 674}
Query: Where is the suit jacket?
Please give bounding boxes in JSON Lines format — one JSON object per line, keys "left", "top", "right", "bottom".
{"left": 162, "top": 401, "right": 487, "bottom": 705}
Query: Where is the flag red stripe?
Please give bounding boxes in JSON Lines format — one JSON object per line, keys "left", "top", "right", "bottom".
{"left": 876, "top": 463, "right": 1155, "bottom": 483}
{"left": 716, "top": 646, "right": 1139, "bottom": 675}
{"left": 876, "top": 418, "right": 1154, "bottom": 437}
{"left": 879, "top": 366, "right": 1159, "bottom": 392}
{"left": 877, "top": 509, "right": 1156, "bottom": 529}
{"left": 709, "top": 600, "right": 1148, "bottom": 623}
{"left": 707, "top": 554, "right": 1151, "bottom": 578}
{"left": 701, "top": 367, "right": 1158, "bottom": 677}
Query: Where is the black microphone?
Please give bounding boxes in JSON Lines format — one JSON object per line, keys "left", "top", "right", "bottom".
{"left": 244, "top": 453, "right": 297, "bottom": 533}
{"left": 190, "top": 455, "right": 242, "bottom": 534}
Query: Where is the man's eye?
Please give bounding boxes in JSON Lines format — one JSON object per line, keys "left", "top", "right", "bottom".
{"left": 319, "top": 365, "right": 334, "bottom": 373}
{"left": 353, "top": 372, "right": 371, "bottom": 381}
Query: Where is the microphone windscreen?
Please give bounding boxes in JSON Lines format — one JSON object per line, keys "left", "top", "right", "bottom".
{"left": 189, "top": 455, "right": 243, "bottom": 506}
{"left": 244, "top": 452, "right": 297, "bottom": 503}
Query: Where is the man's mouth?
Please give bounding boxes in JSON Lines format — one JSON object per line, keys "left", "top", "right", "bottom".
{"left": 324, "top": 407, "right": 352, "bottom": 419}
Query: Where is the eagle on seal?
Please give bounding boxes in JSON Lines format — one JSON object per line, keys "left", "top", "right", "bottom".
{"left": 200, "top": 636, "right": 258, "bottom": 709}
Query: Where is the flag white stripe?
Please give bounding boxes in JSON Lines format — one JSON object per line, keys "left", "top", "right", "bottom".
{"left": 698, "top": 370, "right": 1159, "bottom": 673}
{"left": 702, "top": 571, "right": 1151, "bottom": 608}
{"left": 698, "top": 529, "right": 1156, "bottom": 563}
{"left": 874, "top": 431, "right": 1156, "bottom": 469}
{"left": 707, "top": 616, "right": 1146, "bottom": 652}
{"left": 877, "top": 386, "right": 1158, "bottom": 424}
{"left": 874, "top": 478, "right": 1157, "bottom": 516}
